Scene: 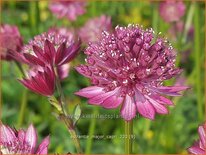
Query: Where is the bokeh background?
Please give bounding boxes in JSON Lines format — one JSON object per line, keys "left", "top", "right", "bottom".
{"left": 1, "top": 0, "right": 205, "bottom": 154}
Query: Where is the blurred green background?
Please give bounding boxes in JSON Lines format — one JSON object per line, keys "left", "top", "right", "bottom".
{"left": 1, "top": 0, "right": 205, "bottom": 154}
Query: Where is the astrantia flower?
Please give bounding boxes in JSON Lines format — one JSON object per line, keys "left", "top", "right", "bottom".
{"left": 188, "top": 123, "right": 206, "bottom": 154}
{"left": 19, "top": 66, "right": 55, "bottom": 96}
{"left": 0, "top": 123, "right": 50, "bottom": 154}
{"left": 49, "top": 0, "right": 86, "bottom": 21}
{"left": 75, "top": 24, "right": 188, "bottom": 121}
{"left": 159, "top": 0, "right": 186, "bottom": 23}
{"left": 0, "top": 24, "right": 23, "bottom": 60}
{"left": 79, "top": 15, "right": 112, "bottom": 43}
{"left": 11, "top": 29, "right": 80, "bottom": 69}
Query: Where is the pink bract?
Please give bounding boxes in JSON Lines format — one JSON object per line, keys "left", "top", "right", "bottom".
{"left": 159, "top": 0, "right": 186, "bottom": 23}
{"left": 79, "top": 15, "right": 112, "bottom": 43}
{"left": 188, "top": 123, "right": 206, "bottom": 155}
{"left": 19, "top": 66, "right": 55, "bottom": 96}
{"left": 49, "top": 0, "right": 86, "bottom": 21}
{"left": 0, "top": 24, "right": 23, "bottom": 60}
{"left": 75, "top": 24, "right": 188, "bottom": 121}
{"left": 0, "top": 123, "right": 50, "bottom": 154}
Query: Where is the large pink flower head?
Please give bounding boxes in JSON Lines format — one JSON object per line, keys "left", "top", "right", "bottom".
{"left": 0, "top": 24, "right": 23, "bottom": 60}
{"left": 0, "top": 123, "right": 50, "bottom": 154}
{"left": 159, "top": 0, "right": 186, "bottom": 23}
{"left": 188, "top": 123, "right": 206, "bottom": 155}
{"left": 75, "top": 24, "right": 188, "bottom": 121}
{"left": 49, "top": 0, "right": 86, "bottom": 21}
{"left": 79, "top": 15, "right": 112, "bottom": 43}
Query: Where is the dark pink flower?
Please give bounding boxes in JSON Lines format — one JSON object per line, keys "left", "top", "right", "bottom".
{"left": 19, "top": 66, "right": 55, "bottom": 96}
{"left": 75, "top": 24, "right": 188, "bottom": 121}
{"left": 0, "top": 123, "right": 50, "bottom": 154}
{"left": 188, "top": 123, "right": 206, "bottom": 154}
{"left": 11, "top": 29, "right": 80, "bottom": 68}
{"left": 0, "top": 24, "right": 23, "bottom": 60}
{"left": 79, "top": 15, "right": 112, "bottom": 43}
{"left": 49, "top": 0, "right": 86, "bottom": 21}
{"left": 159, "top": 0, "right": 186, "bottom": 23}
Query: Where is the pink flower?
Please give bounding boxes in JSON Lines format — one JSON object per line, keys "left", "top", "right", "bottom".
{"left": 79, "top": 15, "right": 112, "bottom": 43}
{"left": 75, "top": 24, "right": 188, "bottom": 121}
{"left": 57, "top": 63, "right": 70, "bottom": 80}
{"left": 0, "top": 24, "right": 23, "bottom": 60}
{"left": 159, "top": 0, "right": 186, "bottom": 23}
{"left": 11, "top": 29, "right": 80, "bottom": 69}
{"left": 19, "top": 66, "right": 55, "bottom": 96}
{"left": 49, "top": 0, "right": 86, "bottom": 21}
{"left": 188, "top": 123, "right": 206, "bottom": 154}
{"left": 0, "top": 123, "right": 50, "bottom": 154}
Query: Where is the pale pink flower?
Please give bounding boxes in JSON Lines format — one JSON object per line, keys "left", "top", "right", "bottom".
{"left": 79, "top": 15, "right": 112, "bottom": 43}
{"left": 75, "top": 24, "right": 188, "bottom": 121}
{"left": 49, "top": 0, "right": 86, "bottom": 21}
{"left": 0, "top": 24, "right": 23, "bottom": 60}
{"left": 188, "top": 123, "right": 206, "bottom": 154}
{"left": 0, "top": 123, "right": 50, "bottom": 154}
{"left": 159, "top": 0, "right": 186, "bottom": 23}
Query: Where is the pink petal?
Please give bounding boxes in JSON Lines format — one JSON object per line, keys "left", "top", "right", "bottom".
{"left": 188, "top": 145, "right": 205, "bottom": 155}
{"left": 25, "top": 124, "right": 38, "bottom": 153}
{"left": 18, "top": 129, "right": 26, "bottom": 143}
{"left": 55, "top": 42, "right": 66, "bottom": 65}
{"left": 88, "top": 88, "right": 120, "bottom": 105}
{"left": 44, "top": 39, "right": 56, "bottom": 62}
{"left": 156, "top": 86, "right": 189, "bottom": 96}
{"left": 36, "top": 136, "right": 50, "bottom": 154}
{"left": 75, "top": 86, "right": 104, "bottom": 98}
{"left": 23, "top": 53, "right": 45, "bottom": 66}
{"left": 136, "top": 99, "right": 155, "bottom": 120}
{"left": 0, "top": 124, "right": 16, "bottom": 143}
{"left": 151, "top": 95, "right": 174, "bottom": 105}
{"left": 146, "top": 97, "right": 168, "bottom": 114}
{"left": 198, "top": 125, "right": 206, "bottom": 149}
{"left": 102, "top": 95, "right": 123, "bottom": 109}
{"left": 120, "top": 95, "right": 137, "bottom": 121}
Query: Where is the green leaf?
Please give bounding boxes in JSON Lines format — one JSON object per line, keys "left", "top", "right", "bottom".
{"left": 72, "top": 104, "right": 82, "bottom": 126}
{"left": 48, "top": 96, "right": 63, "bottom": 114}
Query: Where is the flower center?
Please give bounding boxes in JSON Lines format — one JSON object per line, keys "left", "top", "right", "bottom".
{"left": 0, "top": 140, "right": 31, "bottom": 154}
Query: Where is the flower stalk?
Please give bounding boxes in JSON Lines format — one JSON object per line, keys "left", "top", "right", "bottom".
{"left": 125, "top": 120, "right": 133, "bottom": 154}
{"left": 53, "top": 67, "right": 82, "bottom": 153}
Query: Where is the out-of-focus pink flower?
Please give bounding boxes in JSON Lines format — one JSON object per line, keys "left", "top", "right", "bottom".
{"left": 0, "top": 24, "right": 23, "bottom": 60}
{"left": 75, "top": 24, "right": 188, "bottom": 121}
{"left": 49, "top": 0, "right": 86, "bottom": 21}
{"left": 159, "top": 0, "right": 186, "bottom": 23}
{"left": 57, "top": 63, "right": 70, "bottom": 80}
{"left": 79, "top": 15, "right": 112, "bottom": 43}
{"left": 188, "top": 123, "right": 206, "bottom": 154}
{"left": 11, "top": 30, "right": 80, "bottom": 70}
{"left": 19, "top": 66, "right": 55, "bottom": 96}
{"left": 0, "top": 123, "right": 50, "bottom": 154}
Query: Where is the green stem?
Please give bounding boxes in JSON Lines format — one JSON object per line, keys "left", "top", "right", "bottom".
{"left": 17, "top": 89, "right": 27, "bottom": 128}
{"left": 85, "top": 107, "right": 98, "bottom": 154}
{"left": 53, "top": 69, "right": 82, "bottom": 153}
{"left": 125, "top": 120, "right": 133, "bottom": 154}
{"left": 59, "top": 114, "right": 83, "bottom": 154}
{"left": 152, "top": 3, "right": 158, "bottom": 32}
{"left": 194, "top": 3, "right": 203, "bottom": 120}
{"left": 15, "top": 61, "right": 26, "bottom": 77}
{"left": 29, "top": 1, "right": 39, "bottom": 35}
{"left": 181, "top": 3, "right": 195, "bottom": 44}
